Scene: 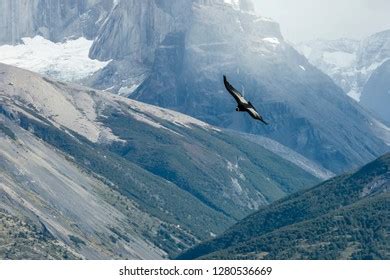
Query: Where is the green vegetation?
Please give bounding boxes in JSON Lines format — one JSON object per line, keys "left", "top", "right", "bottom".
{"left": 13, "top": 103, "right": 318, "bottom": 258}
{"left": 1, "top": 77, "right": 322, "bottom": 259}
{"left": 204, "top": 194, "right": 389, "bottom": 260}
{"left": 178, "top": 153, "right": 390, "bottom": 260}
{"left": 0, "top": 210, "right": 78, "bottom": 260}
{"left": 105, "top": 110, "right": 318, "bottom": 220}
{"left": 16, "top": 113, "right": 231, "bottom": 257}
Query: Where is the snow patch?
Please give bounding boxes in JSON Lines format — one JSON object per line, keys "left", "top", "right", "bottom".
{"left": 0, "top": 36, "right": 110, "bottom": 82}
{"left": 360, "top": 59, "right": 389, "bottom": 75}
{"left": 323, "top": 51, "right": 356, "bottom": 68}
{"left": 297, "top": 39, "right": 389, "bottom": 104}
{"left": 262, "top": 37, "right": 280, "bottom": 45}
{"left": 253, "top": 16, "right": 274, "bottom": 23}
{"left": 347, "top": 88, "right": 361, "bottom": 102}
{"left": 231, "top": 178, "right": 243, "bottom": 194}
{"left": 227, "top": 160, "right": 246, "bottom": 180}
{"left": 224, "top": 0, "right": 240, "bottom": 10}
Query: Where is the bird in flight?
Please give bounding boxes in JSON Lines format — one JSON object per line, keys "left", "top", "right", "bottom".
{"left": 223, "top": 75, "right": 268, "bottom": 125}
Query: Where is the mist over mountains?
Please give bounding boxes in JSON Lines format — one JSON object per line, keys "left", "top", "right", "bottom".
{"left": 88, "top": 0, "right": 389, "bottom": 173}
{"left": 0, "top": 0, "right": 388, "bottom": 173}
{"left": 298, "top": 30, "right": 390, "bottom": 123}
{"left": 0, "top": 0, "right": 389, "bottom": 260}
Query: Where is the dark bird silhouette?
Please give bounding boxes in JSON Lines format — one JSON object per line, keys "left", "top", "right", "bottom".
{"left": 223, "top": 75, "right": 268, "bottom": 125}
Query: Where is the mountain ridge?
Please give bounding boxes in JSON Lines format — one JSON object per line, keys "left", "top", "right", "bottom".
{"left": 297, "top": 30, "right": 390, "bottom": 123}
{"left": 0, "top": 1, "right": 388, "bottom": 174}
{"left": 177, "top": 153, "right": 390, "bottom": 260}
{"left": 87, "top": 0, "right": 389, "bottom": 173}
{"left": 0, "top": 63, "right": 319, "bottom": 258}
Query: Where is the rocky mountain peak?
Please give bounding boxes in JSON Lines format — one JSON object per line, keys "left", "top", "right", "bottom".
{"left": 357, "top": 29, "right": 390, "bottom": 68}
{"left": 0, "top": 0, "right": 114, "bottom": 45}
{"left": 89, "top": 0, "right": 193, "bottom": 62}
{"left": 298, "top": 30, "right": 390, "bottom": 103}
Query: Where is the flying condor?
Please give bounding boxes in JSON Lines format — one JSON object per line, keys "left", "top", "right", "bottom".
{"left": 223, "top": 75, "right": 268, "bottom": 125}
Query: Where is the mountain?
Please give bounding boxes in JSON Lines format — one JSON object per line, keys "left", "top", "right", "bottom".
{"left": 361, "top": 59, "right": 390, "bottom": 124}
{"left": 0, "top": 63, "right": 320, "bottom": 259}
{"left": 0, "top": 0, "right": 115, "bottom": 83}
{"left": 86, "top": 0, "right": 389, "bottom": 174}
{"left": 0, "top": 0, "right": 113, "bottom": 45}
{"left": 0, "top": 117, "right": 165, "bottom": 259}
{"left": 297, "top": 38, "right": 360, "bottom": 100}
{"left": 0, "top": 36, "right": 109, "bottom": 82}
{"left": 0, "top": 0, "right": 388, "bottom": 174}
{"left": 298, "top": 30, "right": 390, "bottom": 123}
{"left": 177, "top": 153, "right": 390, "bottom": 260}
{"left": 358, "top": 30, "right": 390, "bottom": 74}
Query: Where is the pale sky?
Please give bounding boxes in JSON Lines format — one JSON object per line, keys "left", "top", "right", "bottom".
{"left": 252, "top": 0, "right": 390, "bottom": 43}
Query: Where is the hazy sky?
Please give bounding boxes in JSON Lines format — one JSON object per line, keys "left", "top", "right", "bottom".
{"left": 252, "top": 0, "right": 390, "bottom": 43}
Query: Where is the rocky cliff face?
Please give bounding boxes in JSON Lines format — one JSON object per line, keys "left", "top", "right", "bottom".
{"left": 87, "top": 0, "right": 194, "bottom": 94}
{"left": 90, "top": 0, "right": 388, "bottom": 173}
{"left": 89, "top": 0, "right": 192, "bottom": 62}
{"left": 0, "top": 0, "right": 113, "bottom": 45}
{"left": 357, "top": 30, "right": 390, "bottom": 69}
{"left": 361, "top": 60, "right": 390, "bottom": 123}
{"left": 298, "top": 30, "right": 390, "bottom": 103}
{"left": 357, "top": 31, "right": 390, "bottom": 123}
{"left": 297, "top": 38, "right": 360, "bottom": 99}
{"left": 298, "top": 30, "right": 390, "bottom": 124}
{"left": 1, "top": 0, "right": 389, "bottom": 173}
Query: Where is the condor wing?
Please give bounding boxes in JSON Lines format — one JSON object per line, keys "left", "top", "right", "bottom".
{"left": 247, "top": 102, "right": 269, "bottom": 125}
{"left": 223, "top": 75, "right": 249, "bottom": 105}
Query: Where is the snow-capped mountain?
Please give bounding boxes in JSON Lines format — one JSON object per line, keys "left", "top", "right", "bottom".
{"left": 87, "top": 0, "right": 278, "bottom": 93}
{"left": 361, "top": 59, "right": 390, "bottom": 124}
{"left": 1, "top": 0, "right": 389, "bottom": 260}
{"left": 0, "top": 0, "right": 389, "bottom": 173}
{"left": 86, "top": 0, "right": 389, "bottom": 173}
{"left": 297, "top": 30, "right": 390, "bottom": 105}
{"left": 0, "top": 0, "right": 115, "bottom": 81}
{"left": 0, "top": 36, "right": 109, "bottom": 82}
{"left": 1, "top": 63, "right": 322, "bottom": 258}
{"left": 357, "top": 30, "right": 390, "bottom": 70}
{"left": 359, "top": 31, "right": 390, "bottom": 123}
{"left": 0, "top": 0, "right": 113, "bottom": 45}
{"left": 297, "top": 38, "right": 360, "bottom": 100}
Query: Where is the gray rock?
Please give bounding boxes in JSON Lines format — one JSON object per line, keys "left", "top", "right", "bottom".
{"left": 127, "top": 1, "right": 388, "bottom": 173}
{"left": 0, "top": 0, "right": 113, "bottom": 45}
{"left": 361, "top": 60, "right": 390, "bottom": 123}
{"left": 89, "top": 0, "right": 192, "bottom": 62}
{"left": 298, "top": 30, "right": 390, "bottom": 103}
{"left": 1, "top": 63, "right": 320, "bottom": 259}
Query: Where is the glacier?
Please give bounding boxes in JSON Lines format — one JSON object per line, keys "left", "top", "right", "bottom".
{"left": 0, "top": 36, "right": 110, "bottom": 82}
{"left": 298, "top": 30, "right": 390, "bottom": 102}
